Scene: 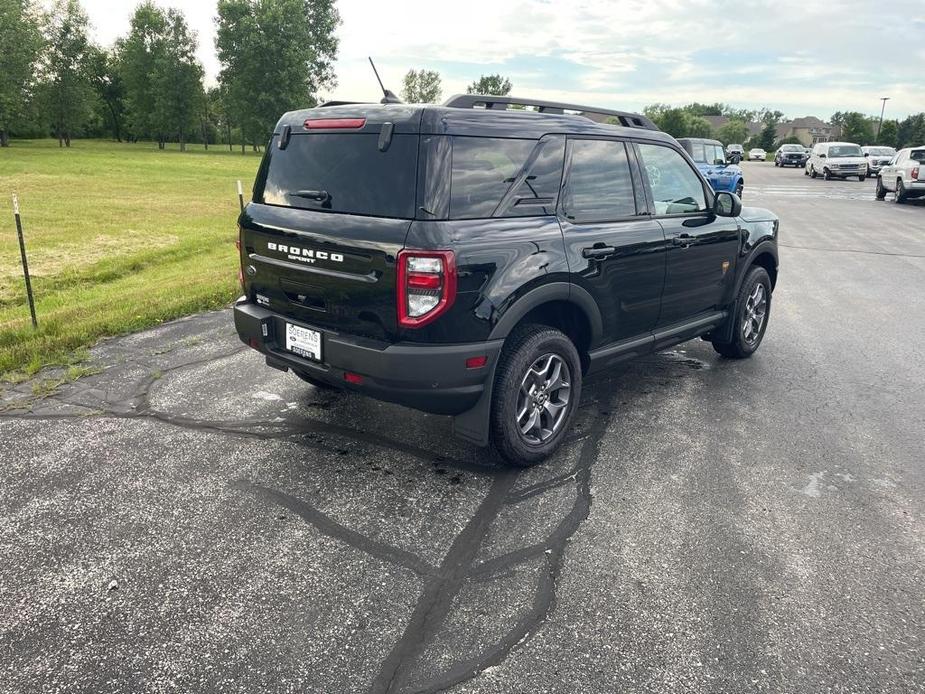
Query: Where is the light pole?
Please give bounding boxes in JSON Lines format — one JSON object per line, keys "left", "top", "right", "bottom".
{"left": 877, "top": 97, "right": 890, "bottom": 141}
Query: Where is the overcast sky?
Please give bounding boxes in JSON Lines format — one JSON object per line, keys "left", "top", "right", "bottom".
{"left": 79, "top": 0, "right": 924, "bottom": 120}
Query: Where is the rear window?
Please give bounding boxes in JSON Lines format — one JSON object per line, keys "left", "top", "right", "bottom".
{"left": 258, "top": 133, "right": 418, "bottom": 218}
{"left": 910, "top": 150, "right": 925, "bottom": 163}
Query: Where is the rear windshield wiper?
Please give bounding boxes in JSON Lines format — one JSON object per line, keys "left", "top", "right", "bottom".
{"left": 292, "top": 189, "right": 330, "bottom": 202}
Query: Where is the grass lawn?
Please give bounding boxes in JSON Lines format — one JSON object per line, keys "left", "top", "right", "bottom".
{"left": 0, "top": 139, "right": 262, "bottom": 379}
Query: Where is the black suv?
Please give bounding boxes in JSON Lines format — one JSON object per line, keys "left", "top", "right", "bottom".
{"left": 234, "top": 95, "right": 780, "bottom": 465}
{"left": 774, "top": 144, "right": 808, "bottom": 168}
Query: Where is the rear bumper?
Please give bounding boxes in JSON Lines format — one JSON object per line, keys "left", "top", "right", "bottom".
{"left": 233, "top": 300, "right": 503, "bottom": 416}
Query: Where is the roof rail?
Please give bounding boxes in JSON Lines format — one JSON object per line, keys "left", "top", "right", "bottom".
{"left": 443, "top": 94, "right": 658, "bottom": 130}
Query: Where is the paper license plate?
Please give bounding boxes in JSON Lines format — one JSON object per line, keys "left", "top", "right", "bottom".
{"left": 285, "top": 323, "right": 322, "bottom": 361}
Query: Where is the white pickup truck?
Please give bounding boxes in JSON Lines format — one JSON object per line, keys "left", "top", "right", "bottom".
{"left": 875, "top": 147, "right": 925, "bottom": 203}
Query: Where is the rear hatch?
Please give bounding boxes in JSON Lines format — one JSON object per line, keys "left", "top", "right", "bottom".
{"left": 241, "top": 105, "right": 423, "bottom": 342}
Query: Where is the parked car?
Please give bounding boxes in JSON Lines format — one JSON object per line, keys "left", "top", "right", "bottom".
{"left": 861, "top": 146, "right": 897, "bottom": 177}
{"left": 875, "top": 146, "right": 925, "bottom": 203}
{"left": 774, "top": 144, "right": 808, "bottom": 168}
{"left": 677, "top": 137, "right": 745, "bottom": 197}
{"left": 726, "top": 144, "right": 744, "bottom": 163}
{"left": 805, "top": 141, "right": 866, "bottom": 181}
{"left": 748, "top": 148, "right": 767, "bottom": 161}
{"left": 233, "top": 94, "right": 779, "bottom": 465}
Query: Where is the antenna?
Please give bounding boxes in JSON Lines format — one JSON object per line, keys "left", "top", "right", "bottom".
{"left": 368, "top": 57, "right": 402, "bottom": 104}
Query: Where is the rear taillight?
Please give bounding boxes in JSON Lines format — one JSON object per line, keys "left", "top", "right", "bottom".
{"left": 912, "top": 167, "right": 919, "bottom": 181}
{"left": 397, "top": 250, "right": 456, "bottom": 328}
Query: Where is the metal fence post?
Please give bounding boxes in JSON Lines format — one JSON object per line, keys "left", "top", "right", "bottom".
{"left": 12, "top": 194, "right": 38, "bottom": 328}
{"left": 237, "top": 180, "right": 244, "bottom": 212}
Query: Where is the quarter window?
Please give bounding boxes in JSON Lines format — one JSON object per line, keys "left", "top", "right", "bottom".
{"left": 637, "top": 143, "right": 707, "bottom": 215}
{"left": 562, "top": 139, "right": 637, "bottom": 223}
{"left": 450, "top": 137, "right": 535, "bottom": 219}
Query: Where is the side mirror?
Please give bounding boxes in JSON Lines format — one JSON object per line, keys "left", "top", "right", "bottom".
{"left": 864, "top": 152, "right": 869, "bottom": 157}
{"left": 818, "top": 153, "right": 826, "bottom": 158}
{"left": 714, "top": 158, "right": 726, "bottom": 166}
{"left": 714, "top": 191, "right": 741, "bottom": 217}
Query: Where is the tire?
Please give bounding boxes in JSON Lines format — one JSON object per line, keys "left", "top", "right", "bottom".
{"left": 810, "top": 166, "right": 817, "bottom": 179}
{"left": 490, "top": 324, "right": 582, "bottom": 466}
{"left": 875, "top": 177, "right": 886, "bottom": 200}
{"left": 858, "top": 175, "right": 865, "bottom": 182}
{"left": 712, "top": 266, "right": 772, "bottom": 360}
{"left": 293, "top": 370, "right": 337, "bottom": 390}
{"left": 735, "top": 180, "right": 744, "bottom": 198}
{"left": 823, "top": 168, "right": 831, "bottom": 181}
{"left": 804, "top": 167, "right": 809, "bottom": 176}
{"left": 774, "top": 160, "right": 779, "bottom": 167}
{"left": 895, "top": 178, "right": 907, "bottom": 204}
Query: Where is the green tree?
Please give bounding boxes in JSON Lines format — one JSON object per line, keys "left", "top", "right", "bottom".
{"left": 896, "top": 113, "right": 925, "bottom": 149}
{"left": 717, "top": 120, "right": 748, "bottom": 146}
{"left": 401, "top": 69, "right": 442, "bottom": 103}
{"left": 877, "top": 119, "right": 898, "bottom": 148}
{"left": 643, "top": 103, "right": 671, "bottom": 122}
{"left": 685, "top": 116, "right": 713, "bottom": 138}
{"left": 0, "top": 0, "right": 43, "bottom": 146}
{"left": 466, "top": 74, "right": 512, "bottom": 96}
{"left": 86, "top": 45, "right": 124, "bottom": 141}
{"left": 723, "top": 106, "right": 757, "bottom": 122}
{"left": 217, "top": 0, "right": 339, "bottom": 151}
{"left": 117, "top": 2, "right": 168, "bottom": 142}
{"left": 839, "top": 111, "right": 875, "bottom": 144}
{"left": 755, "top": 110, "right": 784, "bottom": 151}
{"left": 39, "top": 0, "right": 95, "bottom": 147}
{"left": 684, "top": 102, "right": 724, "bottom": 117}
{"left": 651, "top": 107, "right": 688, "bottom": 137}
{"left": 150, "top": 9, "right": 202, "bottom": 150}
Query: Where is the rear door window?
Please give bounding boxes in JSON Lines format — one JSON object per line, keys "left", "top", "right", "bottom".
{"left": 561, "top": 139, "right": 638, "bottom": 223}
{"left": 258, "top": 133, "right": 418, "bottom": 218}
{"left": 637, "top": 143, "right": 707, "bottom": 215}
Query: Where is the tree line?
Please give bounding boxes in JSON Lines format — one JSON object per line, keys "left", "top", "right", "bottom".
{"left": 0, "top": 0, "right": 338, "bottom": 149}
{"left": 643, "top": 101, "right": 925, "bottom": 151}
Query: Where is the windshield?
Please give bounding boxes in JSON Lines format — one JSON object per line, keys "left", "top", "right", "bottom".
{"left": 867, "top": 147, "right": 895, "bottom": 156}
{"left": 780, "top": 145, "right": 802, "bottom": 152}
{"left": 911, "top": 150, "right": 925, "bottom": 163}
{"left": 828, "top": 145, "right": 862, "bottom": 158}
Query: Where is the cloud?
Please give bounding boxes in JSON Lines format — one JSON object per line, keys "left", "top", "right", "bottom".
{"left": 77, "top": 0, "right": 924, "bottom": 119}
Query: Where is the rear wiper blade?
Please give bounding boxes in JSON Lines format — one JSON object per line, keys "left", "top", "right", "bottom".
{"left": 292, "top": 189, "right": 330, "bottom": 201}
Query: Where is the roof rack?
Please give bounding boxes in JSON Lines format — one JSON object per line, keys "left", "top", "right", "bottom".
{"left": 443, "top": 94, "right": 658, "bottom": 130}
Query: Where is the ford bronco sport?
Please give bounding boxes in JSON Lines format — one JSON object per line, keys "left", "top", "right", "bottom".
{"left": 234, "top": 94, "right": 780, "bottom": 465}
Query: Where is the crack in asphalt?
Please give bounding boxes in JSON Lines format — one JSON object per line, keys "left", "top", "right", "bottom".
{"left": 2, "top": 323, "right": 701, "bottom": 692}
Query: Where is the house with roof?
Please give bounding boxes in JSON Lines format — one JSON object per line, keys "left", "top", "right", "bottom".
{"left": 775, "top": 116, "right": 840, "bottom": 146}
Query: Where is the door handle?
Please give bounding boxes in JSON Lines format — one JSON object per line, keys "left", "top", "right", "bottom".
{"left": 582, "top": 245, "right": 617, "bottom": 259}
{"left": 672, "top": 233, "right": 694, "bottom": 247}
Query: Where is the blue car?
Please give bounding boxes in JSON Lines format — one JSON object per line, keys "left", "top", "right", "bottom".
{"left": 677, "top": 137, "right": 744, "bottom": 198}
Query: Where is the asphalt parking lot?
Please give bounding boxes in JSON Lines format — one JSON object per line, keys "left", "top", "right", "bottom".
{"left": 1, "top": 162, "right": 923, "bottom": 693}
